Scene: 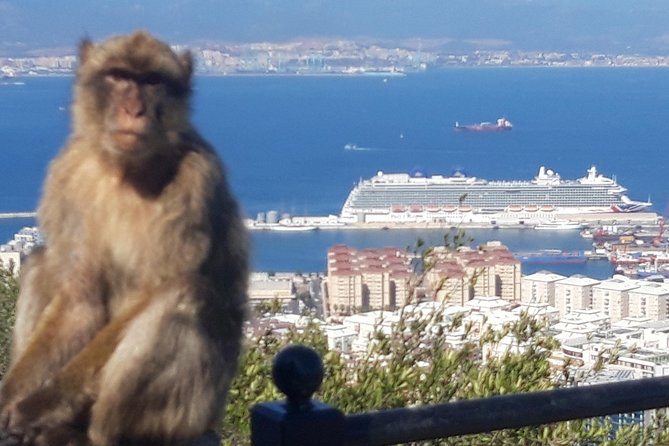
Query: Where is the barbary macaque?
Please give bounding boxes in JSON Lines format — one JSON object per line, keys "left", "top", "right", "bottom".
{"left": 0, "top": 31, "right": 248, "bottom": 446}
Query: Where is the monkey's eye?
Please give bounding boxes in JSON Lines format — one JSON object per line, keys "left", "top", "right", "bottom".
{"left": 105, "top": 69, "right": 133, "bottom": 82}
{"left": 142, "top": 73, "right": 164, "bottom": 86}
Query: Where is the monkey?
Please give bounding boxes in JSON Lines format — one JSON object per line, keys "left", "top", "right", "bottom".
{"left": 0, "top": 31, "right": 248, "bottom": 446}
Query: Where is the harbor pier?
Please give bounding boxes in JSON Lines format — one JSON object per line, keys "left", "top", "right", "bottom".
{"left": 0, "top": 212, "right": 36, "bottom": 220}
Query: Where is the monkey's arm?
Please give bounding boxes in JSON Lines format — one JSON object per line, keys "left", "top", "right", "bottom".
{"left": 2, "top": 188, "right": 101, "bottom": 409}
{"left": 0, "top": 286, "right": 104, "bottom": 413}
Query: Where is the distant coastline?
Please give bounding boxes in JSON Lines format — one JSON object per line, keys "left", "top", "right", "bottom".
{"left": 5, "top": 65, "right": 669, "bottom": 80}
{"left": 4, "top": 42, "right": 669, "bottom": 78}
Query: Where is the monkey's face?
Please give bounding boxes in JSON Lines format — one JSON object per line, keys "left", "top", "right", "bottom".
{"left": 99, "top": 68, "right": 175, "bottom": 156}
{"left": 73, "top": 32, "right": 194, "bottom": 162}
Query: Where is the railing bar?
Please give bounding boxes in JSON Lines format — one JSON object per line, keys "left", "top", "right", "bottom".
{"left": 344, "top": 375, "right": 669, "bottom": 446}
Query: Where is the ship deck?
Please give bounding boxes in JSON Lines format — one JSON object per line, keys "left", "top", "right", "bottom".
{"left": 343, "top": 212, "right": 659, "bottom": 230}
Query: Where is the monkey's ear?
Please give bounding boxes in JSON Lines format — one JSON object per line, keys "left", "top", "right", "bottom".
{"left": 179, "top": 51, "right": 194, "bottom": 82}
{"left": 79, "top": 39, "right": 94, "bottom": 65}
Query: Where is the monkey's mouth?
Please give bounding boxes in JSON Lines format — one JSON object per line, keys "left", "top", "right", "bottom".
{"left": 111, "top": 130, "right": 145, "bottom": 152}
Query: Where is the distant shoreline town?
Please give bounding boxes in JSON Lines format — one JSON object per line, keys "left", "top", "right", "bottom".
{"left": 4, "top": 39, "right": 669, "bottom": 77}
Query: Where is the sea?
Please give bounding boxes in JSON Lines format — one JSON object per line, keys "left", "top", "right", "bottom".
{"left": 2, "top": 69, "right": 669, "bottom": 278}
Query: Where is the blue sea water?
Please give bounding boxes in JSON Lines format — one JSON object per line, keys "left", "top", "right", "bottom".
{"left": 1, "top": 69, "right": 668, "bottom": 276}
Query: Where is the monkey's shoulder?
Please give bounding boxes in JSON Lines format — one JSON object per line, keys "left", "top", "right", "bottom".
{"left": 46, "top": 141, "right": 115, "bottom": 187}
{"left": 169, "top": 136, "right": 232, "bottom": 200}
{"left": 178, "top": 143, "right": 224, "bottom": 182}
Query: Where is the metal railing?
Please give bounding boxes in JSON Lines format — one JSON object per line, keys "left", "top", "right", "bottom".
{"left": 250, "top": 345, "right": 669, "bottom": 446}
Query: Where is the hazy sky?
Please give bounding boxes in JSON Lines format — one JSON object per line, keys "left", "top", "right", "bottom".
{"left": 2, "top": 0, "right": 669, "bottom": 55}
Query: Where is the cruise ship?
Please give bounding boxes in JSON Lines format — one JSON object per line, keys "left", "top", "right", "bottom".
{"left": 340, "top": 166, "right": 652, "bottom": 224}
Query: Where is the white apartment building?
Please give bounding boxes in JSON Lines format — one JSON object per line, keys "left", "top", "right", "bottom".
{"left": 341, "top": 311, "right": 400, "bottom": 352}
{"left": 248, "top": 273, "right": 299, "bottom": 313}
{"left": 592, "top": 276, "right": 639, "bottom": 323}
{"left": 554, "top": 275, "right": 601, "bottom": 317}
{"left": 557, "top": 318, "right": 669, "bottom": 378}
{"left": 0, "top": 251, "right": 20, "bottom": 273}
{"left": 583, "top": 340, "right": 669, "bottom": 378}
{"left": 521, "top": 271, "right": 566, "bottom": 305}
{"left": 628, "top": 282, "right": 669, "bottom": 321}
{"left": 512, "top": 302, "right": 561, "bottom": 326}
{"left": 464, "top": 295, "right": 512, "bottom": 313}
{"left": 323, "top": 325, "right": 358, "bottom": 354}
{"left": 552, "top": 309, "right": 611, "bottom": 341}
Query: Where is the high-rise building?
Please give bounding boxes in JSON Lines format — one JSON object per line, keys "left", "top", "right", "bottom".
{"left": 326, "top": 245, "right": 413, "bottom": 313}
{"left": 425, "top": 258, "right": 468, "bottom": 305}
{"left": 425, "top": 241, "right": 521, "bottom": 303}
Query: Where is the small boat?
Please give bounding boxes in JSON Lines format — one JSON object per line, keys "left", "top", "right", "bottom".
{"left": 534, "top": 221, "right": 583, "bottom": 230}
{"left": 454, "top": 117, "right": 512, "bottom": 132}
{"left": 344, "top": 143, "right": 376, "bottom": 151}
{"left": 610, "top": 253, "right": 643, "bottom": 266}
{"left": 269, "top": 224, "right": 318, "bottom": 232}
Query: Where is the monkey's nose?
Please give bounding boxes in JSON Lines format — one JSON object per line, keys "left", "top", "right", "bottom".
{"left": 123, "top": 99, "right": 146, "bottom": 117}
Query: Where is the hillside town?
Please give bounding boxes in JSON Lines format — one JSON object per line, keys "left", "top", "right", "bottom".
{"left": 3, "top": 39, "right": 669, "bottom": 78}
{"left": 247, "top": 240, "right": 669, "bottom": 429}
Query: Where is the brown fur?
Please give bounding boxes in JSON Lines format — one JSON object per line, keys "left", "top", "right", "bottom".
{"left": 0, "top": 31, "right": 248, "bottom": 446}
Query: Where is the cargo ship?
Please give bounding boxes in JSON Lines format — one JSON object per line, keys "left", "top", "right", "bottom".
{"left": 514, "top": 249, "right": 587, "bottom": 264}
{"left": 339, "top": 165, "right": 652, "bottom": 224}
{"left": 454, "top": 117, "right": 512, "bottom": 132}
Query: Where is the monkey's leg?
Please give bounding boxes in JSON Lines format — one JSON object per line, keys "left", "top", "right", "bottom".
{"left": 0, "top": 292, "right": 104, "bottom": 446}
{"left": 87, "top": 286, "right": 239, "bottom": 446}
{"left": 0, "top": 285, "right": 105, "bottom": 411}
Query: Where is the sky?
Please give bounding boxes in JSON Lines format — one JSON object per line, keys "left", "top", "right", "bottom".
{"left": 2, "top": 0, "right": 669, "bottom": 55}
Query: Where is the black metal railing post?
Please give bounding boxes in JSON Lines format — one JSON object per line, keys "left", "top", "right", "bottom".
{"left": 251, "top": 345, "right": 345, "bottom": 446}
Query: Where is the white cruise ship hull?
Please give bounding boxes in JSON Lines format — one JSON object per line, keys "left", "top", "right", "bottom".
{"left": 340, "top": 166, "right": 651, "bottom": 224}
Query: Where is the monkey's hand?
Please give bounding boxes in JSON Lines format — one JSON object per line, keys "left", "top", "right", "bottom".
{"left": 0, "top": 399, "right": 34, "bottom": 446}
{"left": 0, "top": 383, "right": 87, "bottom": 446}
